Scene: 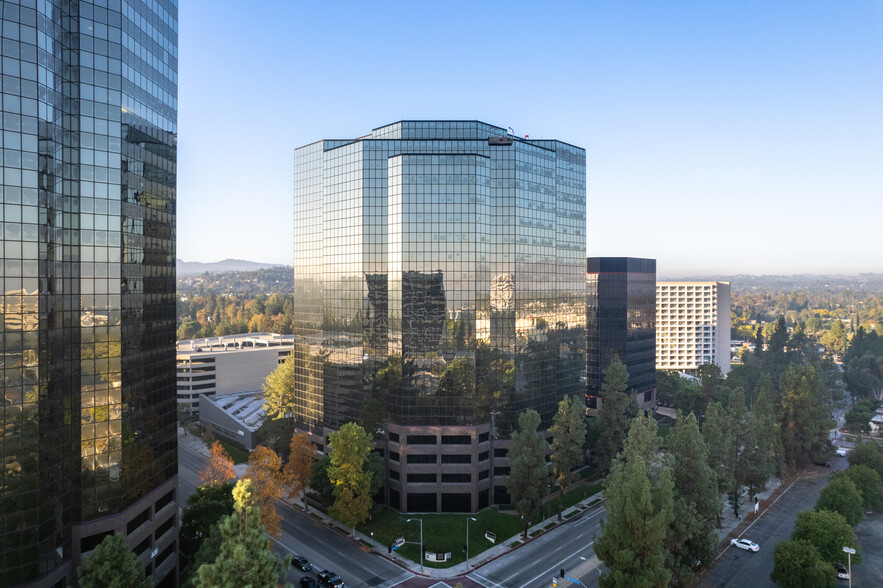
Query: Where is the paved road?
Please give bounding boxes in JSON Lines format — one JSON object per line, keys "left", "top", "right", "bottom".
{"left": 703, "top": 462, "right": 845, "bottom": 587}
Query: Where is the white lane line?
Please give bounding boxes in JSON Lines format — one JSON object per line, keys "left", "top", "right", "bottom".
{"left": 714, "top": 470, "right": 806, "bottom": 561}
{"left": 470, "top": 572, "right": 508, "bottom": 588}
{"left": 516, "top": 542, "right": 594, "bottom": 588}
{"left": 571, "top": 509, "right": 606, "bottom": 526}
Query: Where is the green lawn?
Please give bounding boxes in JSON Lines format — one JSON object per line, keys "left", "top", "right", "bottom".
{"left": 356, "top": 507, "right": 523, "bottom": 568}
{"left": 217, "top": 439, "right": 250, "bottom": 464}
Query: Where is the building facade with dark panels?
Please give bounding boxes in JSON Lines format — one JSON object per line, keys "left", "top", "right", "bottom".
{"left": 294, "top": 121, "right": 586, "bottom": 512}
{"left": 586, "top": 257, "right": 656, "bottom": 415}
{"left": 0, "top": 0, "right": 178, "bottom": 584}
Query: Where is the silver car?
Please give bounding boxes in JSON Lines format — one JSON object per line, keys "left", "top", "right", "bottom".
{"left": 730, "top": 538, "right": 760, "bottom": 552}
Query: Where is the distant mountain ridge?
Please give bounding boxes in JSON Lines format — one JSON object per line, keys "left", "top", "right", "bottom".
{"left": 176, "top": 258, "right": 284, "bottom": 276}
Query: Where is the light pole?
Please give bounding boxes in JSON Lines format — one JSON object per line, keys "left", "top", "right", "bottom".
{"left": 843, "top": 546, "right": 855, "bottom": 588}
{"left": 466, "top": 516, "right": 477, "bottom": 569}
{"left": 407, "top": 518, "right": 423, "bottom": 574}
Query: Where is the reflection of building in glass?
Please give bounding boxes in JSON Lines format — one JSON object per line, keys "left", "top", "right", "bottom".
{"left": 656, "top": 282, "right": 732, "bottom": 376}
{"left": 586, "top": 258, "right": 657, "bottom": 415}
{"left": 294, "top": 121, "right": 586, "bottom": 512}
{"left": 0, "top": 1, "right": 178, "bottom": 584}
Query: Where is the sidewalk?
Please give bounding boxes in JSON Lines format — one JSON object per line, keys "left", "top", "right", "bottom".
{"left": 280, "top": 491, "right": 606, "bottom": 579}
{"left": 715, "top": 476, "right": 783, "bottom": 544}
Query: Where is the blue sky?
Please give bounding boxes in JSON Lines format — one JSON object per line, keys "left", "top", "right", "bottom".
{"left": 177, "top": 1, "right": 883, "bottom": 277}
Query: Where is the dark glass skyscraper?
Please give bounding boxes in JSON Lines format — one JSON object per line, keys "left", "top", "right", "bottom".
{"left": 294, "top": 121, "right": 586, "bottom": 512}
{"left": 585, "top": 257, "right": 656, "bottom": 415}
{"left": 0, "top": 1, "right": 178, "bottom": 584}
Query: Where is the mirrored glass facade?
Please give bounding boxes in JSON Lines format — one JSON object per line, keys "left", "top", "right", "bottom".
{"left": 294, "top": 121, "right": 585, "bottom": 510}
{"left": 1, "top": 0, "right": 177, "bottom": 584}
{"left": 585, "top": 257, "right": 656, "bottom": 414}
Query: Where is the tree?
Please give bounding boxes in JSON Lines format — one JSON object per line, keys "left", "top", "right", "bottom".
{"left": 199, "top": 441, "right": 237, "bottom": 487}
{"left": 327, "top": 422, "right": 374, "bottom": 534}
{"left": 595, "top": 357, "right": 635, "bottom": 474}
{"left": 283, "top": 432, "right": 315, "bottom": 511}
{"left": 702, "top": 402, "right": 734, "bottom": 513}
{"left": 193, "top": 479, "right": 291, "bottom": 588}
{"left": 665, "top": 412, "right": 719, "bottom": 585}
{"left": 725, "top": 389, "right": 749, "bottom": 517}
{"left": 262, "top": 352, "right": 296, "bottom": 419}
{"left": 506, "top": 409, "right": 550, "bottom": 539}
{"left": 816, "top": 476, "right": 863, "bottom": 526}
{"left": 840, "top": 464, "right": 883, "bottom": 510}
{"left": 743, "top": 383, "right": 781, "bottom": 498}
{"left": 779, "top": 366, "right": 833, "bottom": 470}
{"left": 595, "top": 412, "right": 674, "bottom": 588}
{"left": 792, "top": 509, "right": 860, "bottom": 564}
{"left": 549, "top": 395, "right": 588, "bottom": 521}
{"left": 77, "top": 533, "right": 151, "bottom": 588}
{"left": 181, "top": 482, "right": 235, "bottom": 562}
{"left": 244, "top": 445, "right": 285, "bottom": 537}
{"left": 310, "top": 455, "right": 334, "bottom": 503}
{"left": 770, "top": 540, "right": 836, "bottom": 588}
{"left": 848, "top": 438, "right": 883, "bottom": 479}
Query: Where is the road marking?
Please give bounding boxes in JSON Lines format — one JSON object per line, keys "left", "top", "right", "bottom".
{"left": 571, "top": 508, "right": 605, "bottom": 526}
{"left": 714, "top": 470, "right": 806, "bottom": 561}
{"left": 515, "top": 542, "right": 594, "bottom": 588}
{"left": 470, "top": 572, "right": 507, "bottom": 588}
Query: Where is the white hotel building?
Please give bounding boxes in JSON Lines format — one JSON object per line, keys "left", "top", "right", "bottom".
{"left": 656, "top": 282, "right": 731, "bottom": 376}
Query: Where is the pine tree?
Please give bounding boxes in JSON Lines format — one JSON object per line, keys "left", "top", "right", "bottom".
{"left": 744, "top": 384, "right": 780, "bottom": 499}
{"left": 549, "top": 395, "right": 588, "bottom": 521}
{"left": 726, "top": 389, "right": 749, "bottom": 517}
{"left": 245, "top": 445, "right": 285, "bottom": 537}
{"left": 596, "top": 413, "right": 674, "bottom": 588}
{"left": 665, "top": 412, "right": 719, "bottom": 585}
{"left": 595, "top": 357, "right": 634, "bottom": 475}
{"left": 181, "top": 482, "right": 235, "bottom": 562}
{"left": 702, "top": 401, "right": 734, "bottom": 519}
{"left": 77, "top": 533, "right": 151, "bottom": 588}
{"left": 506, "top": 409, "right": 550, "bottom": 539}
{"left": 193, "top": 479, "right": 290, "bottom": 588}
{"left": 283, "top": 432, "right": 315, "bottom": 511}
{"left": 199, "top": 441, "right": 237, "bottom": 487}
{"left": 327, "top": 422, "right": 374, "bottom": 535}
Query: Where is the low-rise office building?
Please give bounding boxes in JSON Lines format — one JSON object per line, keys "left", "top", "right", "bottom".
{"left": 176, "top": 333, "right": 293, "bottom": 415}
{"left": 199, "top": 391, "right": 265, "bottom": 450}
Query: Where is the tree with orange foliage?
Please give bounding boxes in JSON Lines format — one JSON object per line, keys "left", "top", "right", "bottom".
{"left": 199, "top": 441, "right": 237, "bottom": 487}
{"left": 245, "top": 445, "right": 284, "bottom": 537}
{"left": 283, "top": 432, "right": 315, "bottom": 511}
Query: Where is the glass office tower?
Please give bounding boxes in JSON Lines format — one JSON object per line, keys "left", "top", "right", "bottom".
{"left": 294, "top": 121, "right": 585, "bottom": 512}
{"left": 585, "top": 257, "right": 656, "bottom": 415}
{"left": 0, "top": 1, "right": 178, "bottom": 584}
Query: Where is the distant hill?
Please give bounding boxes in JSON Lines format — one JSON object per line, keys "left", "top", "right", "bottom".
{"left": 658, "top": 274, "right": 883, "bottom": 294}
{"left": 176, "top": 258, "right": 284, "bottom": 276}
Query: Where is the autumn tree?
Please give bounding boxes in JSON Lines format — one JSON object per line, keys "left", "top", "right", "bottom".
{"left": 792, "top": 509, "right": 860, "bottom": 565}
{"left": 549, "top": 395, "right": 587, "bottom": 521}
{"left": 199, "top": 441, "right": 237, "bottom": 487}
{"left": 594, "top": 357, "right": 635, "bottom": 475}
{"left": 244, "top": 445, "right": 285, "bottom": 537}
{"left": 193, "top": 479, "right": 290, "bottom": 588}
{"left": 77, "top": 533, "right": 151, "bottom": 588}
{"left": 665, "top": 412, "right": 719, "bottom": 585}
{"left": 283, "top": 431, "right": 315, "bottom": 511}
{"left": 596, "top": 412, "right": 674, "bottom": 588}
{"left": 506, "top": 409, "right": 550, "bottom": 539}
{"left": 327, "top": 422, "right": 374, "bottom": 535}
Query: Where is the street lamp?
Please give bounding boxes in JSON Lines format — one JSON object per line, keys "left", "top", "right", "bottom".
{"left": 466, "top": 516, "right": 477, "bottom": 569}
{"left": 843, "top": 546, "right": 855, "bottom": 588}
{"left": 407, "top": 518, "right": 423, "bottom": 574}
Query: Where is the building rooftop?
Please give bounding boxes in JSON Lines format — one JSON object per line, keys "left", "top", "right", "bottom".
{"left": 202, "top": 390, "right": 266, "bottom": 432}
{"left": 177, "top": 332, "right": 295, "bottom": 355}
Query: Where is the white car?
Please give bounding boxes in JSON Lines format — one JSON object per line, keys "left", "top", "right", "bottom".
{"left": 730, "top": 538, "right": 760, "bottom": 552}
{"left": 834, "top": 563, "right": 849, "bottom": 580}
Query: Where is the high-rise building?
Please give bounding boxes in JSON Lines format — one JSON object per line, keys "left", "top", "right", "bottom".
{"left": 293, "top": 121, "right": 586, "bottom": 512}
{"left": 0, "top": 1, "right": 178, "bottom": 584}
{"left": 585, "top": 257, "right": 656, "bottom": 415}
{"left": 656, "top": 282, "right": 731, "bottom": 376}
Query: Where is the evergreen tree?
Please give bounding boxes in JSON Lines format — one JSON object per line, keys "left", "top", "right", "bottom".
{"left": 193, "top": 479, "right": 291, "bottom": 588}
{"left": 780, "top": 365, "right": 833, "bottom": 470}
{"left": 549, "top": 395, "right": 588, "bottom": 521}
{"left": 840, "top": 465, "right": 883, "bottom": 510}
{"left": 181, "top": 482, "right": 235, "bottom": 562}
{"left": 726, "top": 389, "right": 749, "bottom": 517}
{"left": 816, "top": 476, "right": 863, "bottom": 526}
{"left": 848, "top": 438, "right": 883, "bottom": 479}
{"left": 702, "top": 401, "right": 734, "bottom": 517}
{"left": 596, "top": 413, "right": 674, "bottom": 588}
{"left": 744, "top": 383, "right": 781, "bottom": 498}
{"left": 665, "top": 412, "right": 719, "bottom": 585}
{"left": 77, "top": 533, "right": 151, "bottom": 588}
{"left": 595, "top": 357, "right": 634, "bottom": 474}
{"left": 506, "top": 409, "right": 550, "bottom": 539}
{"left": 327, "top": 422, "right": 374, "bottom": 535}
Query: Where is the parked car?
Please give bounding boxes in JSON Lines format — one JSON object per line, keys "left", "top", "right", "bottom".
{"left": 300, "top": 578, "right": 319, "bottom": 588}
{"left": 317, "top": 570, "right": 344, "bottom": 588}
{"left": 292, "top": 556, "right": 311, "bottom": 572}
{"left": 834, "top": 563, "right": 849, "bottom": 580}
{"left": 730, "top": 538, "right": 760, "bottom": 552}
